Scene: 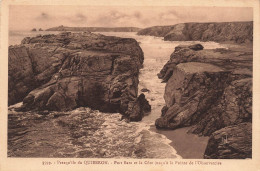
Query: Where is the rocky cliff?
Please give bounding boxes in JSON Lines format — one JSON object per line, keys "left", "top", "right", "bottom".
{"left": 9, "top": 32, "right": 150, "bottom": 121}
{"left": 155, "top": 44, "right": 252, "bottom": 158}
{"left": 137, "top": 21, "right": 253, "bottom": 43}
{"left": 46, "top": 25, "right": 141, "bottom": 32}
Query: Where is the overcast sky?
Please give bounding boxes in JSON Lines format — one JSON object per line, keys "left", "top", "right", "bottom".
{"left": 9, "top": 5, "right": 253, "bottom": 31}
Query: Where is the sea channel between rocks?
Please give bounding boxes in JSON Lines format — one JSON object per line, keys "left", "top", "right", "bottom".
{"left": 8, "top": 25, "right": 252, "bottom": 159}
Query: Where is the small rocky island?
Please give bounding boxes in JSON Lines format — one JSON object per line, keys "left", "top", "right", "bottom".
{"left": 9, "top": 32, "right": 150, "bottom": 121}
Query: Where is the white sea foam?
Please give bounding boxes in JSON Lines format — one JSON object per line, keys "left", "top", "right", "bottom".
{"left": 94, "top": 112, "right": 181, "bottom": 158}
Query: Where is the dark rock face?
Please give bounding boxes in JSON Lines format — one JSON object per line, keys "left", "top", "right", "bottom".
{"left": 8, "top": 46, "right": 36, "bottom": 105}
{"left": 141, "top": 88, "right": 150, "bottom": 93}
{"left": 204, "top": 122, "right": 252, "bottom": 159}
{"left": 128, "top": 93, "right": 151, "bottom": 121}
{"left": 138, "top": 22, "right": 253, "bottom": 43}
{"left": 155, "top": 62, "right": 230, "bottom": 130}
{"left": 190, "top": 78, "right": 252, "bottom": 136}
{"left": 155, "top": 44, "right": 252, "bottom": 158}
{"left": 9, "top": 32, "right": 148, "bottom": 119}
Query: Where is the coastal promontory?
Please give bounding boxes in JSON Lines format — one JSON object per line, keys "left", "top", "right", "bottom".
{"left": 9, "top": 32, "right": 150, "bottom": 121}
{"left": 46, "top": 25, "right": 141, "bottom": 32}
{"left": 155, "top": 43, "right": 252, "bottom": 159}
{"left": 138, "top": 21, "right": 253, "bottom": 43}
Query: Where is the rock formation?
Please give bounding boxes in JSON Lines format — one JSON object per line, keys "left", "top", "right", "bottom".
{"left": 204, "top": 122, "right": 252, "bottom": 159}
{"left": 155, "top": 44, "right": 252, "bottom": 158}
{"left": 138, "top": 21, "right": 253, "bottom": 43}
{"left": 128, "top": 93, "right": 151, "bottom": 121}
{"left": 9, "top": 32, "right": 150, "bottom": 120}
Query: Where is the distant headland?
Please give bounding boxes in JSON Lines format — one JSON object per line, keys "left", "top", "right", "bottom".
{"left": 45, "top": 25, "right": 141, "bottom": 32}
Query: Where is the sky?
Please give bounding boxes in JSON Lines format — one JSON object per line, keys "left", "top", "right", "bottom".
{"left": 9, "top": 5, "right": 253, "bottom": 31}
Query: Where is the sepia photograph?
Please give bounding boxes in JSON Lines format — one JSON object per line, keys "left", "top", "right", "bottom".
{"left": 1, "top": 0, "right": 260, "bottom": 170}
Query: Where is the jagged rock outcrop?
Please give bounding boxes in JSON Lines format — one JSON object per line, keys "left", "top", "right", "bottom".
{"left": 190, "top": 77, "right": 252, "bottom": 136}
{"left": 138, "top": 21, "right": 253, "bottom": 43}
{"left": 204, "top": 122, "right": 252, "bottom": 159}
{"left": 155, "top": 62, "right": 230, "bottom": 129}
{"left": 9, "top": 32, "right": 150, "bottom": 119}
{"left": 128, "top": 93, "right": 151, "bottom": 121}
{"left": 155, "top": 44, "right": 252, "bottom": 158}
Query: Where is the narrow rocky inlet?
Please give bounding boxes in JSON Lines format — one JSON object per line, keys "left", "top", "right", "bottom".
{"left": 98, "top": 30, "right": 253, "bottom": 159}
{"left": 8, "top": 30, "right": 237, "bottom": 159}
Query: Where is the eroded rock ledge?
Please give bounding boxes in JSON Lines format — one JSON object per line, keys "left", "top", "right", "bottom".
{"left": 155, "top": 44, "right": 252, "bottom": 158}
{"left": 9, "top": 32, "right": 150, "bottom": 121}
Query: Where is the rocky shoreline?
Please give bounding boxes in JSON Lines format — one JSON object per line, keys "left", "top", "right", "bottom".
{"left": 137, "top": 21, "right": 253, "bottom": 44}
{"left": 8, "top": 27, "right": 253, "bottom": 159}
{"left": 155, "top": 43, "right": 252, "bottom": 159}
{"left": 9, "top": 32, "right": 150, "bottom": 121}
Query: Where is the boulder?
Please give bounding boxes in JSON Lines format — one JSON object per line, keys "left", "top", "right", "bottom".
{"left": 140, "top": 88, "right": 150, "bottom": 93}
